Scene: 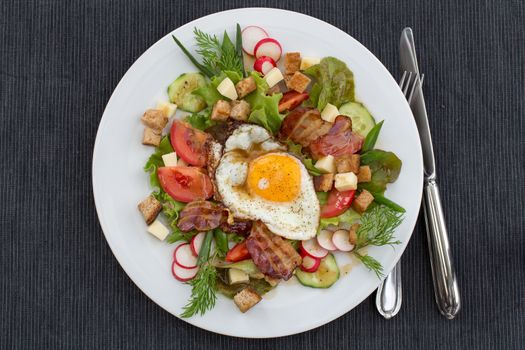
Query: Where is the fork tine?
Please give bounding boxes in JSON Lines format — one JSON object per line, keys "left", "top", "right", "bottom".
{"left": 407, "top": 73, "right": 424, "bottom": 104}
{"left": 399, "top": 71, "right": 408, "bottom": 90}
{"left": 402, "top": 72, "right": 413, "bottom": 96}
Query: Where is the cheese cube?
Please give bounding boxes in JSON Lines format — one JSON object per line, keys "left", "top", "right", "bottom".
{"left": 264, "top": 67, "right": 284, "bottom": 88}
{"left": 300, "top": 57, "right": 321, "bottom": 70}
{"left": 217, "top": 77, "right": 238, "bottom": 100}
{"left": 314, "top": 155, "right": 336, "bottom": 174}
{"left": 334, "top": 172, "right": 358, "bottom": 191}
{"left": 156, "top": 101, "right": 177, "bottom": 118}
{"left": 321, "top": 103, "right": 340, "bottom": 123}
{"left": 147, "top": 219, "right": 170, "bottom": 240}
{"left": 161, "top": 152, "right": 178, "bottom": 167}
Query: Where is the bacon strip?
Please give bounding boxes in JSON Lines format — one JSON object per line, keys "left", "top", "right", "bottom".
{"left": 220, "top": 219, "right": 253, "bottom": 236}
{"left": 309, "top": 116, "right": 364, "bottom": 160}
{"left": 245, "top": 222, "right": 302, "bottom": 280}
{"left": 279, "top": 107, "right": 332, "bottom": 147}
{"left": 177, "top": 200, "right": 227, "bottom": 232}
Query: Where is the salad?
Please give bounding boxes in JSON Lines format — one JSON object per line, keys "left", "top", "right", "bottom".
{"left": 137, "top": 24, "right": 404, "bottom": 317}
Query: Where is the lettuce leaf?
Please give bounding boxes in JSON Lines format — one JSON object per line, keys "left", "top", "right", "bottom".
{"left": 359, "top": 150, "right": 402, "bottom": 193}
{"left": 193, "top": 70, "right": 243, "bottom": 106}
{"left": 244, "top": 72, "right": 284, "bottom": 134}
{"left": 144, "top": 135, "right": 174, "bottom": 190}
{"left": 185, "top": 108, "right": 215, "bottom": 130}
{"left": 153, "top": 191, "right": 193, "bottom": 244}
{"left": 304, "top": 57, "right": 355, "bottom": 110}
{"left": 319, "top": 209, "right": 361, "bottom": 231}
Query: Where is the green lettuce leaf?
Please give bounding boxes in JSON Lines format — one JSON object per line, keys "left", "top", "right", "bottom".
{"left": 153, "top": 191, "right": 192, "bottom": 244}
{"left": 244, "top": 72, "right": 284, "bottom": 134}
{"left": 316, "top": 191, "right": 328, "bottom": 205}
{"left": 193, "top": 70, "right": 243, "bottom": 106}
{"left": 185, "top": 108, "right": 215, "bottom": 130}
{"left": 285, "top": 140, "right": 323, "bottom": 176}
{"left": 319, "top": 208, "right": 361, "bottom": 231}
{"left": 304, "top": 57, "right": 355, "bottom": 110}
{"left": 359, "top": 150, "right": 402, "bottom": 193}
{"left": 144, "top": 135, "right": 174, "bottom": 190}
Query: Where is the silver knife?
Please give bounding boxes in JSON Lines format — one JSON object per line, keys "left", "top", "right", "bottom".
{"left": 400, "top": 27, "right": 461, "bottom": 319}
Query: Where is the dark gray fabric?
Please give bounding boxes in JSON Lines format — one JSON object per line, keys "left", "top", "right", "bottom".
{"left": 1, "top": 0, "right": 524, "bottom": 348}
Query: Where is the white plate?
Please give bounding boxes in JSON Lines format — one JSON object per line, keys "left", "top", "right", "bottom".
{"left": 92, "top": 8, "right": 423, "bottom": 338}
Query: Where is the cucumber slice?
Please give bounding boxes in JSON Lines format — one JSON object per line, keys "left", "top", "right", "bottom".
{"left": 167, "top": 73, "right": 207, "bottom": 112}
{"left": 295, "top": 253, "right": 340, "bottom": 288}
{"left": 339, "top": 102, "right": 376, "bottom": 137}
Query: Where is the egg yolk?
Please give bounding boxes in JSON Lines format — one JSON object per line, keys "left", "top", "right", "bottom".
{"left": 247, "top": 153, "right": 301, "bottom": 202}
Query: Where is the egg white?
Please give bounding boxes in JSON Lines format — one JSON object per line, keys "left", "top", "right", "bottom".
{"left": 215, "top": 125, "right": 320, "bottom": 240}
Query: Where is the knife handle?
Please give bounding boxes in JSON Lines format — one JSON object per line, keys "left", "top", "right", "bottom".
{"left": 423, "top": 178, "right": 461, "bottom": 319}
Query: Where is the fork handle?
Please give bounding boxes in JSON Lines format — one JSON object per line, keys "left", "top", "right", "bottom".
{"left": 423, "top": 178, "right": 461, "bottom": 319}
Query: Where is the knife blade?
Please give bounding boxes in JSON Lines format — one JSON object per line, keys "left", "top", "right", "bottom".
{"left": 399, "top": 28, "right": 461, "bottom": 319}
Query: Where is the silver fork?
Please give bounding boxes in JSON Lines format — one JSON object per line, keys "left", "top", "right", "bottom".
{"left": 375, "top": 71, "right": 424, "bottom": 319}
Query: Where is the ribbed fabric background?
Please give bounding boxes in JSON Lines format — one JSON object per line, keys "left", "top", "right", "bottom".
{"left": 1, "top": 0, "right": 524, "bottom": 349}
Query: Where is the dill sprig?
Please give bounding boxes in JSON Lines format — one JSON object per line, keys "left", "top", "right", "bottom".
{"left": 351, "top": 205, "right": 404, "bottom": 278}
{"left": 180, "top": 259, "right": 218, "bottom": 318}
{"left": 180, "top": 231, "right": 217, "bottom": 318}
{"left": 355, "top": 205, "right": 403, "bottom": 249}
{"left": 193, "top": 28, "right": 243, "bottom": 76}
{"left": 354, "top": 252, "right": 384, "bottom": 279}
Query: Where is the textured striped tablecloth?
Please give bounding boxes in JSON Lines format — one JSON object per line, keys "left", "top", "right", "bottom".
{"left": 1, "top": 0, "right": 524, "bottom": 348}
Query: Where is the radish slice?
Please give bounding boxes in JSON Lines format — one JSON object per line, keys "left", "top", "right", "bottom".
{"left": 254, "top": 38, "right": 282, "bottom": 62}
{"left": 241, "top": 26, "right": 269, "bottom": 55}
{"left": 174, "top": 243, "right": 198, "bottom": 268}
{"left": 190, "top": 232, "right": 206, "bottom": 257}
{"left": 300, "top": 254, "right": 321, "bottom": 273}
{"left": 332, "top": 229, "right": 355, "bottom": 252}
{"left": 317, "top": 229, "right": 337, "bottom": 251}
{"left": 253, "top": 56, "right": 277, "bottom": 75}
{"left": 300, "top": 239, "right": 328, "bottom": 259}
{"left": 172, "top": 260, "right": 198, "bottom": 282}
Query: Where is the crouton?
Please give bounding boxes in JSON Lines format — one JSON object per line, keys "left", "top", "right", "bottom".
{"left": 349, "top": 223, "right": 360, "bottom": 245}
{"left": 286, "top": 71, "right": 311, "bottom": 93}
{"left": 141, "top": 109, "right": 168, "bottom": 131}
{"left": 142, "top": 127, "right": 161, "bottom": 146}
{"left": 267, "top": 84, "right": 281, "bottom": 95}
{"left": 357, "top": 165, "right": 372, "bottom": 183}
{"left": 230, "top": 100, "right": 251, "bottom": 121}
{"left": 335, "top": 154, "right": 360, "bottom": 174}
{"left": 138, "top": 195, "right": 162, "bottom": 225}
{"left": 235, "top": 76, "right": 257, "bottom": 98}
{"left": 314, "top": 173, "right": 334, "bottom": 192}
{"left": 353, "top": 190, "right": 374, "bottom": 213}
{"left": 211, "top": 100, "right": 231, "bottom": 121}
{"left": 284, "top": 52, "right": 301, "bottom": 74}
{"left": 233, "top": 287, "right": 262, "bottom": 313}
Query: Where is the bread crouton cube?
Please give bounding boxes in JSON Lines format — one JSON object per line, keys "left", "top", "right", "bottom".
{"left": 314, "top": 173, "right": 334, "bottom": 192}
{"left": 230, "top": 100, "right": 251, "bottom": 121}
{"left": 142, "top": 127, "right": 161, "bottom": 146}
{"left": 353, "top": 190, "right": 374, "bottom": 213}
{"left": 284, "top": 52, "right": 301, "bottom": 74}
{"left": 141, "top": 109, "right": 168, "bottom": 131}
{"left": 264, "top": 275, "right": 280, "bottom": 287}
{"left": 286, "top": 71, "right": 311, "bottom": 93}
{"left": 211, "top": 100, "right": 231, "bottom": 121}
{"left": 138, "top": 195, "right": 162, "bottom": 225}
{"left": 335, "top": 154, "right": 360, "bottom": 174}
{"left": 233, "top": 287, "right": 262, "bottom": 313}
{"left": 235, "top": 76, "right": 257, "bottom": 98}
{"left": 349, "top": 223, "right": 360, "bottom": 245}
{"left": 357, "top": 165, "right": 372, "bottom": 183}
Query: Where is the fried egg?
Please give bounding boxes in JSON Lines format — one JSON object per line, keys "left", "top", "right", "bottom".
{"left": 215, "top": 124, "right": 320, "bottom": 240}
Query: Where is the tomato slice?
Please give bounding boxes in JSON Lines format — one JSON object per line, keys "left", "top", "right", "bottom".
{"left": 157, "top": 166, "right": 213, "bottom": 203}
{"left": 170, "top": 120, "right": 209, "bottom": 167}
{"left": 320, "top": 189, "right": 356, "bottom": 218}
{"left": 278, "top": 91, "right": 309, "bottom": 112}
{"left": 225, "top": 241, "right": 250, "bottom": 262}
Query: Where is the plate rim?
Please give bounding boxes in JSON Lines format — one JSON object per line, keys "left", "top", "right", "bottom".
{"left": 92, "top": 7, "right": 423, "bottom": 338}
